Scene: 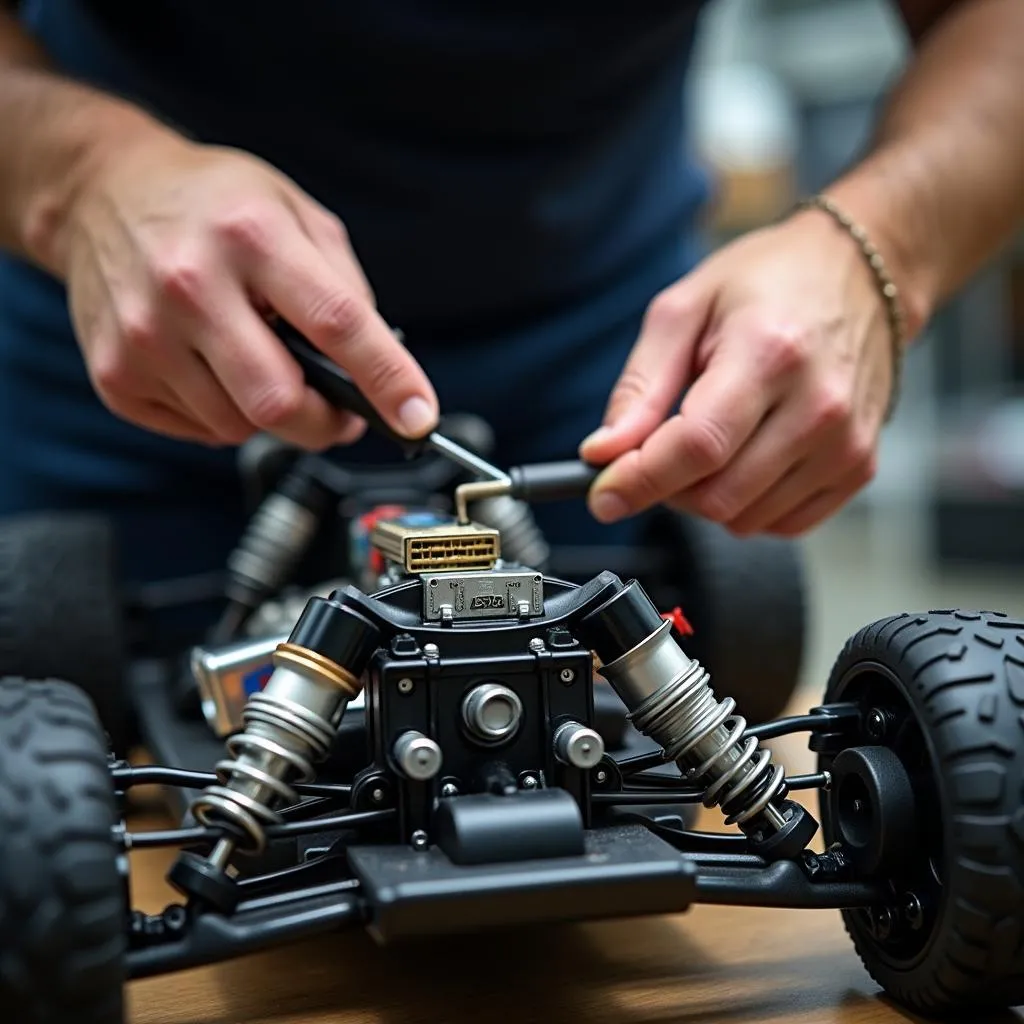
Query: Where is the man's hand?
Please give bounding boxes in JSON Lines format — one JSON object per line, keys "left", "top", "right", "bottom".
{"left": 580, "top": 209, "right": 898, "bottom": 537}
{"left": 56, "top": 130, "right": 438, "bottom": 449}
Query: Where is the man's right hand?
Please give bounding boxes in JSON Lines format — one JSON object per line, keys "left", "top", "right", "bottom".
{"left": 55, "top": 129, "right": 438, "bottom": 449}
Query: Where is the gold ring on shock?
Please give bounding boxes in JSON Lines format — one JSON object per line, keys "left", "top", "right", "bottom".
{"left": 272, "top": 642, "right": 363, "bottom": 700}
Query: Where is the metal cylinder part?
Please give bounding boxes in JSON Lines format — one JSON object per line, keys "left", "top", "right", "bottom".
{"left": 393, "top": 730, "right": 444, "bottom": 781}
{"left": 581, "top": 580, "right": 788, "bottom": 835}
{"left": 189, "top": 643, "right": 361, "bottom": 855}
{"left": 461, "top": 683, "right": 523, "bottom": 744}
{"left": 553, "top": 721, "right": 605, "bottom": 770}
{"left": 226, "top": 492, "right": 320, "bottom": 601}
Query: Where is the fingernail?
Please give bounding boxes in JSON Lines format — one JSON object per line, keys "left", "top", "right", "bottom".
{"left": 398, "top": 396, "right": 437, "bottom": 436}
{"left": 589, "top": 491, "right": 629, "bottom": 523}
{"left": 580, "top": 426, "right": 613, "bottom": 451}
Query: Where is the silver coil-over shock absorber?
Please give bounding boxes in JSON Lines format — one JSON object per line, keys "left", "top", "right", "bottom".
{"left": 169, "top": 595, "right": 382, "bottom": 911}
{"left": 578, "top": 579, "right": 818, "bottom": 860}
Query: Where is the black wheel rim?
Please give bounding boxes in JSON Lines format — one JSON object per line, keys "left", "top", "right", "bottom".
{"left": 823, "top": 660, "right": 945, "bottom": 971}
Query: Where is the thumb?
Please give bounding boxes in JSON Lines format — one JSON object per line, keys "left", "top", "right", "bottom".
{"left": 579, "top": 279, "right": 712, "bottom": 466}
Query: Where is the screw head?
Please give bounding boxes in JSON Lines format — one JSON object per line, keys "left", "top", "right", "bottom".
{"left": 866, "top": 708, "right": 887, "bottom": 740}
{"left": 872, "top": 906, "right": 894, "bottom": 941}
{"left": 423, "top": 643, "right": 440, "bottom": 659}
{"left": 528, "top": 637, "right": 546, "bottom": 653}
{"left": 559, "top": 668, "right": 575, "bottom": 684}
{"left": 903, "top": 892, "right": 924, "bottom": 930}
{"left": 397, "top": 677, "right": 414, "bottom": 694}
{"left": 371, "top": 788, "right": 386, "bottom": 804}
{"left": 411, "top": 830, "right": 429, "bottom": 851}
{"left": 441, "top": 782, "right": 459, "bottom": 798}
{"left": 520, "top": 774, "right": 539, "bottom": 789}
{"left": 595, "top": 769, "right": 608, "bottom": 785}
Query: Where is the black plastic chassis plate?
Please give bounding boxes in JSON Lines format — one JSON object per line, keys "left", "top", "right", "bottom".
{"left": 347, "top": 823, "right": 696, "bottom": 943}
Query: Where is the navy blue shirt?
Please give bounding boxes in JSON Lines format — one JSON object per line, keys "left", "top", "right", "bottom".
{"left": 0, "top": 1, "right": 713, "bottom": 582}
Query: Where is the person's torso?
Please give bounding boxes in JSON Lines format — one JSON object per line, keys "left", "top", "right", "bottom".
{"left": 19, "top": 0, "right": 713, "bottom": 332}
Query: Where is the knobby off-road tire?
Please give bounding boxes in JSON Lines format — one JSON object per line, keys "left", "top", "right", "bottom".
{"left": 0, "top": 677, "right": 125, "bottom": 1024}
{"left": 820, "top": 610, "right": 1024, "bottom": 1017}
{"left": 0, "top": 513, "right": 128, "bottom": 752}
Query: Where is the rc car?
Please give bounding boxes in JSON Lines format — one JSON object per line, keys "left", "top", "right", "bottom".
{"left": 0, "top": 414, "right": 807, "bottom": 818}
{"left": 2, "top": 468, "right": 1023, "bottom": 1022}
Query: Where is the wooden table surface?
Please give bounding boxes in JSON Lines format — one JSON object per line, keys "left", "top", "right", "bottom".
{"left": 124, "top": 692, "right": 1024, "bottom": 1024}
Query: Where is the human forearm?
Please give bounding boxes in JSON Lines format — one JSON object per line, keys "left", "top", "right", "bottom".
{"left": 825, "top": 0, "right": 1024, "bottom": 337}
{"left": 0, "top": 11, "right": 173, "bottom": 275}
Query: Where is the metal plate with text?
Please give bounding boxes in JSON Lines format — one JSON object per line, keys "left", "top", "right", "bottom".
{"left": 422, "top": 569, "right": 544, "bottom": 622}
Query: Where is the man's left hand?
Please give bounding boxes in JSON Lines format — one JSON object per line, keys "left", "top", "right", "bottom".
{"left": 580, "top": 209, "right": 899, "bottom": 537}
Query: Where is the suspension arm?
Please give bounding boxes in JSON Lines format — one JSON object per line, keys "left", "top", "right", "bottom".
{"left": 126, "top": 880, "right": 366, "bottom": 980}
{"left": 692, "top": 859, "right": 884, "bottom": 909}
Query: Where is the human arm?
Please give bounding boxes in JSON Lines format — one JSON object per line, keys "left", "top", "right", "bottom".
{"left": 0, "top": 10, "right": 438, "bottom": 449}
{"left": 581, "top": 0, "right": 1024, "bottom": 536}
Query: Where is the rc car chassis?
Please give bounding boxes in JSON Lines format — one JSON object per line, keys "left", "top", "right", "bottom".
{"left": 4, "top": 501, "right": 1024, "bottom": 1022}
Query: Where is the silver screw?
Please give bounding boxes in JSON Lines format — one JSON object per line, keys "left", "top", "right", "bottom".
{"left": 441, "top": 782, "right": 459, "bottom": 798}
{"left": 397, "top": 677, "right": 414, "bottom": 694}
{"left": 559, "top": 668, "right": 575, "bottom": 684}
{"left": 528, "top": 638, "right": 545, "bottom": 653}
{"left": 371, "top": 788, "right": 386, "bottom": 804}
{"left": 595, "top": 769, "right": 608, "bottom": 784}
{"left": 411, "top": 830, "right": 429, "bottom": 851}
{"left": 423, "top": 643, "right": 440, "bottom": 659}
{"left": 520, "top": 774, "right": 539, "bottom": 789}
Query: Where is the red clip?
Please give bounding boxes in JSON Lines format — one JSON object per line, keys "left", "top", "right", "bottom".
{"left": 661, "top": 606, "right": 694, "bottom": 636}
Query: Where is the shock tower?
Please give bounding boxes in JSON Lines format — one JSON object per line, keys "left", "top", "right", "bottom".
{"left": 169, "top": 511, "right": 819, "bottom": 911}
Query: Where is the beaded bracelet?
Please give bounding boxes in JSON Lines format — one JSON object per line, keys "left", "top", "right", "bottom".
{"left": 791, "top": 194, "right": 907, "bottom": 422}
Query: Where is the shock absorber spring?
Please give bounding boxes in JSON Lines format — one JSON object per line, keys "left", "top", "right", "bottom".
{"left": 189, "top": 643, "right": 359, "bottom": 855}
{"left": 213, "top": 461, "right": 334, "bottom": 643}
{"left": 182, "top": 595, "right": 382, "bottom": 875}
{"left": 578, "top": 579, "right": 817, "bottom": 859}
{"left": 624, "top": 634, "right": 785, "bottom": 827}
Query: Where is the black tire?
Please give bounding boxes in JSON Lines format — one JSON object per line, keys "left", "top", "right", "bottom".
{"left": 819, "top": 610, "right": 1024, "bottom": 1017}
{"left": 0, "top": 513, "right": 129, "bottom": 752}
{"left": 639, "top": 511, "right": 807, "bottom": 724}
{"left": 0, "top": 677, "right": 126, "bottom": 1024}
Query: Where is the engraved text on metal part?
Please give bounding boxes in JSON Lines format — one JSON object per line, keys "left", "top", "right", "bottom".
{"left": 422, "top": 570, "right": 544, "bottom": 621}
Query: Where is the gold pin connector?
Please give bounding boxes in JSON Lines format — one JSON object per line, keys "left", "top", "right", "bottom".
{"left": 371, "top": 518, "right": 501, "bottom": 573}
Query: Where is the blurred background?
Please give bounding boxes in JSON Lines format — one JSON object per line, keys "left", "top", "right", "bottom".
{"left": 688, "top": 0, "right": 1024, "bottom": 694}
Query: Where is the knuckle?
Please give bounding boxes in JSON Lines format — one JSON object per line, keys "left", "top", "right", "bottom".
{"left": 682, "top": 417, "right": 730, "bottom": 473}
{"left": 610, "top": 367, "right": 650, "bottom": 412}
{"left": 246, "top": 381, "right": 305, "bottom": 430}
{"left": 321, "top": 212, "right": 349, "bottom": 244}
{"left": 760, "top": 323, "right": 809, "bottom": 376}
{"left": 843, "top": 428, "right": 875, "bottom": 469}
{"left": 152, "top": 253, "right": 208, "bottom": 309}
{"left": 306, "top": 290, "right": 365, "bottom": 343}
{"left": 91, "top": 348, "right": 131, "bottom": 395}
{"left": 215, "top": 203, "right": 276, "bottom": 252}
{"left": 809, "top": 384, "right": 853, "bottom": 432}
{"left": 644, "top": 288, "right": 694, "bottom": 334}
{"left": 114, "top": 304, "right": 160, "bottom": 355}
{"left": 622, "top": 450, "right": 661, "bottom": 504}
{"left": 693, "top": 487, "right": 735, "bottom": 523}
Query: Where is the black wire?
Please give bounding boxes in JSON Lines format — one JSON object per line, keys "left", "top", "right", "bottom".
{"left": 593, "top": 791, "right": 705, "bottom": 806}
{"left": 122, "top": 808, "right": 395, "bottom": 850}
{"left": 111, "top": 765, "right": 350, "bottom": 799}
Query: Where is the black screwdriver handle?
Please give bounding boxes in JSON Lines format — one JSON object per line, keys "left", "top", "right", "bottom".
{"left": 508, "top": 460, "right": 600, "bottom": 502}
{"left": 273, "top": 318, "right": 426, "bottom": 456}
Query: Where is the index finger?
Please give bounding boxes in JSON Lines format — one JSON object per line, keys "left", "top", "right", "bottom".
{"left": 587, "top": 350, "right": 774, "bottom": 522}
{"left": 245, "top": 230, "right": 439, "bottom": 440}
